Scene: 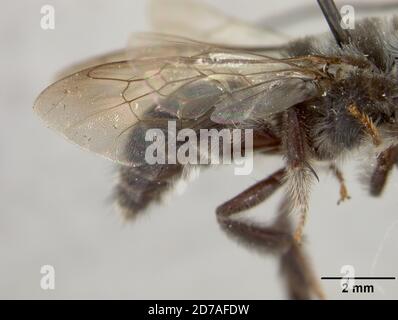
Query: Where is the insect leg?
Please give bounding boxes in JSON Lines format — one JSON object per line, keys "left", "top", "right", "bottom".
{"left": 283, "top": 108, "right": 316, "bottom": 243}
{"left": 216, "top": 168, "right": 290, "bottom": 253}
{"left": 217, "top": 168, "right": 285, "bottom": 216}
{"left": 370, "top": 145, "right": 398, "bottom": 196}
{"left": 216, "top": 171, "right": 324, "bottom": 300}
{"left": 329, "top": 164, "right": 351, "bottom": 204}
{"left": 348, "top": 103, "right": 381, "bottom": 146}
{"left": 278, "top": 197, "right": 325, "bottom": 300}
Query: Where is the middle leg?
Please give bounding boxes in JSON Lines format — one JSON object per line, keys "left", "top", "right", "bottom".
{"left": 329, "top": 163, "right": 351, "bottom": 204}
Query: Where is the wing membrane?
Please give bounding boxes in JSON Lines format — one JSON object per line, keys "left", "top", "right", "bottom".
{"left": 34, "top": 34, "right": 323, "bottom": 166}
{"left": 149, "top": 0, "right": 290, "bottom": 47}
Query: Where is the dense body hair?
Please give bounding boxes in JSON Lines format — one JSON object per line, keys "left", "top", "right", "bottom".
{"left": 32, "top": 0, "right": 398, "bottom": 299}
{"left": 110, "top": 12, "right": 398, "bottom": 301}
{"left": 115, "top": 17, "right": 398, "bottom": 215}
{"left": 285, "top": 17, "right": 398, "bottom": 161}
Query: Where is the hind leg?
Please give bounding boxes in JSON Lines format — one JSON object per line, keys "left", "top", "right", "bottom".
{"left": 216, "top": 168, "right": 290, "bottom": 252}
{"left": 277, "top": 197, "right": 324, "bottom": 300}
{"left": 216, "top": 168, "right": 324, "bottom": 299}
{"left": 370, "top": 145, "right": 398, "bottom": 196}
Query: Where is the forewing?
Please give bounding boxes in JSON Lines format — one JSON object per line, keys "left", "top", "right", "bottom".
{"left": 34, "top": 34, "right": 321, "bottom": 166}
{"left": 55, "top": 49, "right": 129, "bottom": 80}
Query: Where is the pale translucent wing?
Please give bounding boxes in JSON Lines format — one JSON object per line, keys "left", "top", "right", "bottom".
{"left": 55, "top": 49, "right": 129, "bottom": 80}
{"left": 127, "top": 33, "right": 215, "bottom": 59}
{"left": 211, "top": 77, "right": 317, "bottom": 123}
{"left": 56, "top": 34, "right": 191, "bottom": 80}
{"left": 34, "top": 67, "right": 139, "bottom": 165}
{"left": 55, "top": 43, "right": 165, "bottom": 80}
{"left": 34, "top": 35, "right": 321, "bottom": 166}
{"left": 58, "top": 34, "right": 205, "bottom": 81}
{"left": 148, "top": 0, "right": 290, "bottom": 47}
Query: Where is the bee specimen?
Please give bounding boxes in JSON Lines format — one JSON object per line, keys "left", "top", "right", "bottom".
{"left": 34, "top": 0, "right": 398, "bottom": 299}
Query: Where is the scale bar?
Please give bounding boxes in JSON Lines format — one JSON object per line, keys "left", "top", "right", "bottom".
{"left": 321, "top": 277, "right": 395, "bottom": 280}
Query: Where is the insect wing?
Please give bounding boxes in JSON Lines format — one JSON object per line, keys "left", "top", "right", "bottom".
{"left": 34, "top": 35, "right": 320, "bottom": 166}
{"left": 149, "top": 0, "right": 290, "bottom": 47}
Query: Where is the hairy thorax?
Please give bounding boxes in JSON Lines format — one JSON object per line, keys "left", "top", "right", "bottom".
{"left": 284, "top": 17, "right": 398, "bottom": 161}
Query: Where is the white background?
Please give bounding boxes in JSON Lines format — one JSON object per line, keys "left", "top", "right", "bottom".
{"left": 1, "top": 0, "right": 398, "bottom": 299}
